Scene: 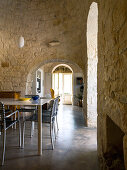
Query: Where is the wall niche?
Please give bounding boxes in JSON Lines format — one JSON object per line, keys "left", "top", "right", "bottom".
{"left": 103, "top": 115, "right": 125, "bottom": 170}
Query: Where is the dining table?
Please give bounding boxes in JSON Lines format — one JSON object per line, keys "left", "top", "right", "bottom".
{"left": 0, "top": 98, "right": 51, "bottom": 156}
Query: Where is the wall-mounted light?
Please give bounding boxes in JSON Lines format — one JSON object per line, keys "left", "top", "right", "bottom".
{"left": 48, "top": 40, "right": 60, "bottom": 47}
{"left": 19, "top": 36, "right": 24, "bottom": 48}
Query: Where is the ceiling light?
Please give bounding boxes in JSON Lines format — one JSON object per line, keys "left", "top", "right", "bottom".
{"left": 19, "top": 36, "right": 24, "bottom": 48}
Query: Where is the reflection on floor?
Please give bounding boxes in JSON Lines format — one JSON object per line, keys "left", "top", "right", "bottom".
{"left": 0, "top": 105, "right": 98, "bottom": 170}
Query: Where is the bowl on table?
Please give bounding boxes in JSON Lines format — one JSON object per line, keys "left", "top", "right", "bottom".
{"left": 19, "top": 98, "right": 31, "bottom": 101}
{"left": 32, "top": 96, "right": 39, "bottom": 101}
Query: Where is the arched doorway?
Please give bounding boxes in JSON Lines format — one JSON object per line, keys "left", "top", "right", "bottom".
{"left": 87, "top": 2, "right": 98, "bottom": 127}
{"left": 26, "top": 60, "right": 83, "bottom": 107}
{"left": 52, "top": 64, "right": 73, "bottom": 105}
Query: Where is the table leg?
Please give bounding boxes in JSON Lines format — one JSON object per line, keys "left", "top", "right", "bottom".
{"left": 38, "top": 105, "right": 42, "bottom": 155}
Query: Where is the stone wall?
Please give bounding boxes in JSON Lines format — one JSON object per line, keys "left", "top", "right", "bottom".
{"left": 0, "top": 0, "right": 88, "bottom": 95}
{"left": 97, "top": 0, "right": 127, "bottom": 169}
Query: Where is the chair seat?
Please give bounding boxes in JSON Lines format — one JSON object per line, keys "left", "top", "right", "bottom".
{"left": 24, "top": 110, "right": 55, "bottom": 123}
{"left": 18, "top": 108, "right": 36, "bottom": 112}
{"left": 43, "top": 110, "right": 51, "bottom": 116}
{"left": 26, "top": 114, "right": 38, "bottom": 121}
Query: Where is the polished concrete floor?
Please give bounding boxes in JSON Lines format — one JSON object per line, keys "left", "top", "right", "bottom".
{"left": 0, "top": 105, "right": 98, "bottom": 170}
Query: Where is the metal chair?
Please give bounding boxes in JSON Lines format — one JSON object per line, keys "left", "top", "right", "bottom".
{"left": 19, "top": 97, "right": 57, "bottom": 150}
{"left": 42, "top": 98, "right": 57, "bottom": 149}
{"left": 17, "top": 95, "right": 38, "bottom": 138}
{"left": 0, "top": 102, "right": 21, "bottom": 165}
{"left": 26, "top": 98, "right": 57, "bottom": 149}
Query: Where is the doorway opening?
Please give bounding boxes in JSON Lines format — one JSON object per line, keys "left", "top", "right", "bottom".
{"left": 87, "top": 2, "right": 98, "bottom": 127}
{"left": 26, "top": 61, "right": 83, "bottom": 107}
{"left": 52, "top": 65, "right": 73, "bottom": 105}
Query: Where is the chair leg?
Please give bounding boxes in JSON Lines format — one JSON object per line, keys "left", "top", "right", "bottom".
{"left": 50, "top": 123, "right": 54, "bottom": 150}
{"left": 32, "top": 121, "right": 35, "bottom": 130}
{"left": 30, "top": 121, "right": 34, "bottom": 138}
{"left": 56, "top": 115, "right": 59, "bottom": 133}
{"left": 19, "top": 121, "right": 22, "bottom": 148}
{"left": 21, "top": 121, "right": 25, "bottom": 149}
{"left": 14, "top": 113, "right": 17, "bottom": 129}
{"left": 11, "top": 116, "right": 14, "bottom": 129}
{"left": 2, "top": 129, "right": 6, "bottom": 166}
{"left": 54, "top": 122, "right": 57, "bottom": 140}
{"left": 0, "top": 126, "right": 1, "bottom": 136}
{"left": 50, "top": 122, "right": 51, "bottom": 137}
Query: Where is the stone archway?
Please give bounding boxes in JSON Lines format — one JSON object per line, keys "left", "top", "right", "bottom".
{"left": 25, "top": 59, "right": 84, "bottom": 97}
{"left": 86, "top": 2, "right": 98, "bottom": 127}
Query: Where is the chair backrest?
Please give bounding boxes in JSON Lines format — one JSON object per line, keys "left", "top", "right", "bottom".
{"left": 55, "top": 96, "right": 60, "bottom": 113}
{"left": 0, "top": 102, "right": 5, "bottom": 122}
{"left": 50, "top": 88, "right": 55, "bottom": 99}
{"left": 49, "top": 97, "right": 60, "bottom": 118}
{"left": 51, "top": 98, "right": 57, "bottom": 117}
